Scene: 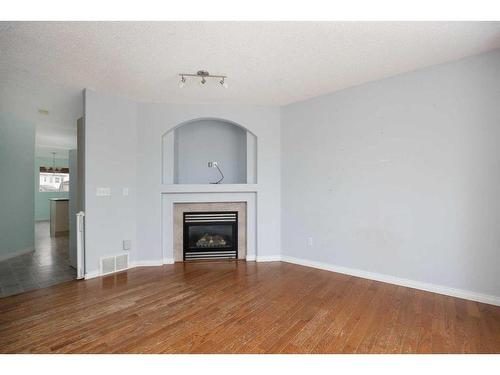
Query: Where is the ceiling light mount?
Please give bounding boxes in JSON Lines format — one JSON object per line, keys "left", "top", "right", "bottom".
{"left": 178, "top": 70, "right": 228, "bottom": 88}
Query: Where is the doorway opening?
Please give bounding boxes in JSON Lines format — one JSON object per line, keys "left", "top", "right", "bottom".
{"left": 0, "top": 84, "right": 85, "bottom": 298}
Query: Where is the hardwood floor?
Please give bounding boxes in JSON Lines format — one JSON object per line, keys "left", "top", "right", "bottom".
{"left": 0, "top": 221, "right": 75, "bottom": 297}
{"left": 0, "top": 261, "right": 499, "bottom": 353}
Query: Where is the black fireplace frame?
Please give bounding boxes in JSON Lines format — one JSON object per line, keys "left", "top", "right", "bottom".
{"left": 183, "top": 211, "right": 238, "bottom": 261}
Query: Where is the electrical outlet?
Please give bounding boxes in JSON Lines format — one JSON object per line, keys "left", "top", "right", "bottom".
{"left": 307, "top": 237, "right": 314, "bottom": 247}
{"left": 123, "top": 240, "right": 131, "bottom": 251}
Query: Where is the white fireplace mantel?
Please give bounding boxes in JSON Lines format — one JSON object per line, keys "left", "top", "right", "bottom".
{"left": 160, "top": 184, "right": 259, "bottom": 194}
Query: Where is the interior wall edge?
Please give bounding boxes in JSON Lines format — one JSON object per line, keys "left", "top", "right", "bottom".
{"left": 256, "top": 255, "right": 282, "bottom": 262}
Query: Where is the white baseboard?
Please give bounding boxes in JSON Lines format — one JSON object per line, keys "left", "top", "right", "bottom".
{"left": 84, "top": 270, "right": 100, "bottom": 280}
{"left": 281, "top": 255, "right": 500, "bottom": 307}
{"left": 80, "top": 254, "right": 499, "bottom": 306}
{"left": 256, "top": 255, "right": 281, "bottom": 262}
{"left": 0, "top": 246, "right": 34, "bottom": 262}
{"left": 131, "top": 260, "right": 163, "bottom": 267}
{"left": 129, "top": 258, "right": 175, "bottom": 267}
{"left": 246, "top": 254, "right": 256, "bottom": 261}
{"left": 163, "top": 258, "right": 175, "bottom": 264}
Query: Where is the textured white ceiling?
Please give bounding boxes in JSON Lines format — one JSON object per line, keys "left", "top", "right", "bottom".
{"left": 1, "top": 21, "right": 500, "bottom": 107}
{"left": 0, "top": 63, "right": 81, "bottom": 157}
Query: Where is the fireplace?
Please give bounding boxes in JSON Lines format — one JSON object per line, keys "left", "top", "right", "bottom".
{"left": 183, "top": 211, "right": 238, "bottom": 261}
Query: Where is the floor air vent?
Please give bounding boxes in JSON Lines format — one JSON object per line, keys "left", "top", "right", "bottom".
{"left": 100, "top": 253, "right": 129, "bottom": 275}
{"left": 115, "top": 254, "right": 128, "bottom": 271}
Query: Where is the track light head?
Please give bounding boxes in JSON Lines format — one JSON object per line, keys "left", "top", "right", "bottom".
{"left": 220, "top": 78, "right": 228, "bottom": 88}
{"left": 178, "top": 75, "right": 186, "bottom": 88}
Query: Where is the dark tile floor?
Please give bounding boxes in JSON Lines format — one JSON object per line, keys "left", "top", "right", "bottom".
{"left": 0, "top": 221, "right": 76, "bottom": 298}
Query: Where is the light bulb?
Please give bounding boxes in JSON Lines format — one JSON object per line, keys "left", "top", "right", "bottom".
{"left": 198, "top": 77, "right": 207, "bottom": 87}
{"left": 178, "top": 76, "right": 186, "bottom": 88}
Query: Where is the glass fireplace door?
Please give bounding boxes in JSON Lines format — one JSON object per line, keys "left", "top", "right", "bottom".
{"left": 183, "top": 211, "right": 238, "bottom": 260}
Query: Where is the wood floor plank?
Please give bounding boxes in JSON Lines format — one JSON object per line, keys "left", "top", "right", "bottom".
{"left": 0, "top": 261, "right": 499, "bottom": 354}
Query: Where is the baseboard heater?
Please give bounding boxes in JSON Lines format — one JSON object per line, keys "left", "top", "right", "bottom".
{"left": 183, "top": 211, "right": 238, "bottom": 261}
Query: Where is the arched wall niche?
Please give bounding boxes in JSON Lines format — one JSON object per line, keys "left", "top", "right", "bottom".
{"left": 162, "top": 117, "right": 257, "bottom": 185}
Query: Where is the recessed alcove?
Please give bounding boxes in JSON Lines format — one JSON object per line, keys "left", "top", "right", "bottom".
{"left": 162, "top": 118, "right": 257, "bottom": 185}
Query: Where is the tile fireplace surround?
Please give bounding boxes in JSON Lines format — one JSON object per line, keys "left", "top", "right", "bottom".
{"left": 161, "top": 190, "right": 258, "bottom": 263}
{"left": 173, "top": 202, "right": 247, "bottom": 261}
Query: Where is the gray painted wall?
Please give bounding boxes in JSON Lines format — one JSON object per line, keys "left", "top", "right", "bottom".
{"left": 0, "top": 112, "right": 35, "bottom": 260}
{"left": 83, "top": 94, "right": 281, "bottom": 274}
{"left": 281, "top": 49, "right": 500, "bottom": 297}
{"left": 137, "top": 102, "right": 281, "bottom": 264}
{"left": 84, "top": 90, "right": 137, "bottom": 273}
{"left": 174, "top": 119, "right": 247, "bottom": 184}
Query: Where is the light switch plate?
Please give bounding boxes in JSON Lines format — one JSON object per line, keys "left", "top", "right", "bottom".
{"left": 96, "top": 187, "right": 111, "bottom": 197}
{"left": 122, "top": 187, "right": 129, "bottom": 196}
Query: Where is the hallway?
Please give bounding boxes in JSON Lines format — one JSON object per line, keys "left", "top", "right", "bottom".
{"left": 0, "top": 221, "right": 76, "bottom": 298}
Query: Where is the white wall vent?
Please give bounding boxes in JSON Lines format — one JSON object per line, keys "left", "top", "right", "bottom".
{"left": 100, "top": 253, "right": 129, "bottom": 275}
{"left": 115, "top": 254, "right": 128, "bottom": 271}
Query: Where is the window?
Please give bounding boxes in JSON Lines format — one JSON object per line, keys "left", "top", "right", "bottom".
{"left": 39, "top": 167, "right": 70, "bottom": 192}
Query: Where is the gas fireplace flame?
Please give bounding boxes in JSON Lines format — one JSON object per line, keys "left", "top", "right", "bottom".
{"left": 196, "top": 234, "right": 227, "bottom": 248}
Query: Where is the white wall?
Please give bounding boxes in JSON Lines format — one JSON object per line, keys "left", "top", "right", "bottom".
{"left": 174, "top": 119, "right": 247, "bottom": 184}
{"left": 83, "top": 94, "right": 281, "bottom": 273}
{"left": 281, "top": 49, "right": 500, "bottom": 299}
{"left": 84, "top": 90, "right": 138, "bottom": 273}
{"left": 137, "top": 102, "right": 281, "bottom": 263}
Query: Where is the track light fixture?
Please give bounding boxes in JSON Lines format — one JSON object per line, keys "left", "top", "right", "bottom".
{"left": 178, "top": 70, "right": 228, "bottom": 88}
{"left": 178, "top": 75, "right": 186, "bottom": 88}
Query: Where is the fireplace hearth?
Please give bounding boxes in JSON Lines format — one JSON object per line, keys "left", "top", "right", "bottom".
{"left": 183, "top": 211, "right": 238, "bottom": 261}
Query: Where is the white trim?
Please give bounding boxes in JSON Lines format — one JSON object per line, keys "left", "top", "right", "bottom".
{"left": 281, "top": 255, "right": 500, "bottom": 307}
{"left": 0, "top": 246, "right": 34, "bottom": 262}
{"left": 256, "top": 255, "right": 281, "bottom": 262}
{"left": 131, "top": 260, "right": 163, "bottom": 267}
{"left": 77, "top": 255, "right": 500, "bottom": 307}
{"left": 246, "top": 254, "right": 256, "bottom": 261}
{"left": 163, "top": 257, "right": 175, "bottom": 264}
{"left": 84, "top": 270, "right": 100, "bottom": 279}
{"left": 160, "top": 184, "right": 258, "bottom": 194}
